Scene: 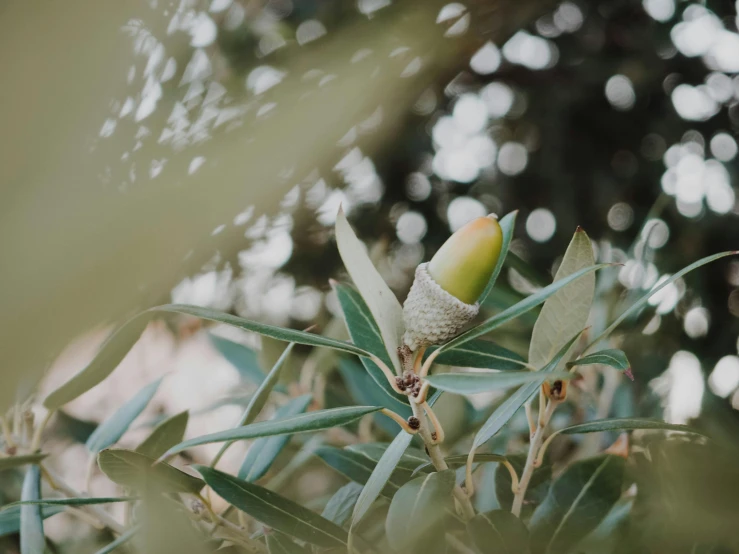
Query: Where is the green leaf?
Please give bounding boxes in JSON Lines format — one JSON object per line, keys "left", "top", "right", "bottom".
{"left": 209, "top": 334, "right": 265, "bottom": 385}
{"left": 238, "top": 394, "right": 313, "bottom": 481}
{"left": 93, "top": 526, "right": 139, "bottom": 554}
{"left": 98, "top": 448, "right": 204, "bottom": 494}
{"left": 0, "top": 506, "right": 64, "bottom": 538}
{"left": 586, "top": 250, "right": 738, "bottom": 350}
{"left": 480, "top": 211, "right": 518, "bottom": 304}
{"left": 558, "top": 418, "right": 707, "bottom": 437}
{"left": 86, "top": 377, "right": 163, "bottom": 452}
{"left": 567, "top": 349, "right": 630, "bottom": 374}
{"left": 4, "top": 497, "right": 136, "bottom": 510}
{"left": 471, "top": 331, "right": 583, "bottom": 452}
{"left": 530, "top": 455, "right": 625, "bottom": 554}
{"left": 20, "top": 465, "right": 44, "bottom": 554}
{"left": 266, "top": 532, "right": 312, "bottom": 554}
{"left": 334, "top": 283, "right": 409, "bottom": 405}
{"left": 0, "top": 453, "right": 48, "bottom": 471}
{"left": 194, "top": 465, "right": 347, "bottom": 547}
{"left": 160, "top": 405, "right": 382, "bottom": 460}
{"left": 212, "top": 343, "right": 295, "bottom": 465}
{"left": 495, "top": 454, "right": 551, "bottom": 515}
{"left": 335, "top": 207, "right": 404, "bottom": 373}
{"left": 385, "top": 470, "right": 456, "bottom": 554}
{"left": 351, "top": 430, "right": 414, "bottom": 527}
{"left": 425, "top": 371, "right": 572, "bottom": 396}
{"left": 314, "top": 447, "right": 414, "bottom": 497}
{"left": 346, "top": 443, "right": 429, "bottom": 470}
{"left": 413, "top": 453, "right": 510, "bottom": 475}
{"left": 427, "top": 339, "right": 527, "bottom": 371}
{"left": 576, "top": 498, "right": 632, "bottom": 554}
{"left": 529, "top": 228, "right": 595, "bottom": 372}
{"left": 135, "top": 410, "right": 189, "bottom": 459}
{"left": 43, "top": 305, "right": 370, "bottom": 410}
{"left": 468, "top": 509, "right": 530, "bottom": 554}
{"left": 322, "top": 482, "right": 363, "bottom": 527}
{"left": 43, "top": 315, "right": 152, "bottom": 410}
{"left": 441, "top": 265, "right": 610, "bottom": 353}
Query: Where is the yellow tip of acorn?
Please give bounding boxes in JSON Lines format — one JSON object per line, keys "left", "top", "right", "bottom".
{"left": 427, "top": 214, "right": 503, "bottom": 305}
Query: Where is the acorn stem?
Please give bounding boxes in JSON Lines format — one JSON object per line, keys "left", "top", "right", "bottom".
{"left": 370, "top": 354, "right": 407, "bottom": 395}
{"left": 379, "top": 408, "right": 419, "bottom": 434}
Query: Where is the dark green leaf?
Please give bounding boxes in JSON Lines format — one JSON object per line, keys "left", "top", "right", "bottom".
{"left": 480, "top": 211, "right": 518, "bottom": 303}
{"left": 468, "top": 510, "right": 530, "bottom": 554}
{"left": 530, "top": 455, "right": 625, "bottom": 554}
{"left": 135, "top": 411, "right": 189, "bottom": 459}
{"left": 238, "top": 394, "right": 313, "bottom": 482}
{"left": 576, "top": 498, "right": 632, "bottom": 554}
{"left": 86, "top": 377, "right": 163, "bottom": 452}
{"left": 427, "top": 339, "right": 527, "bottom": 371}
{"left": 425, "top": 371, "right": 572, "bottom": 395}
{"left": 98, "top": 448, "right": 204, "bottom": 494}
{"left": 266, "top": 532, "right": 312, "bottom": 554}
{"left": 0, "top": 506, "right": 63, "bottom": 538}
{"left": 160, "top": 405, "right": 381, "bottom": 460}
{"left": 314, "top": 447, "right": 413, "bottom": 497}
{"left": 351, "top": 430, "right": 414, "bottom": 526}
{"left": 346, "top": 443, "right": 428, "bottom": 470}
{"left": 334, "top": 283, "right": 409, "bottom": 406}
{"left": 20, "top": 465, "right": 44, "bottom": 554}
{"left": 568, "top": 349, "right": 630, "bottom": 373}
{"left": 586, "top": 251, "right": 738, "bottom": 350}
{"left": 559, "top": 418, "right": 707, "bottom": 437}
{"left": 4, "top": 497, "right": 136, "bottom": 509}
{"left": 0, "top": 453, "right": 48, "bottom": 471}
{"left": 385, "top": 470, "right": 456, "bottom": 554}
{"left": 93, "top": 526, "right": 139, "bottom": 554}
{"left": 209, "top": 334, "right": 265, "bottom": 385}
{"left": 43, "top": 315, "right": 152, "bottom": 410}
{"left": 194, "top": 465, "right": 347, "bottom": 547}
{"left": 441, "top": 265, "right": 610, "bottom": 352}
{"left": 471, "top": 331, "right": 583, "bottom": 452}
{"left": 503, "top": 251, "right": 549, "bottom": 288}
{"left": 322, "top": 482, "right": 363, "bottom": 526}
{"left": 495, "top": 454, "right": 551, "bottom": 515}
{"left": 212, "top": 343, "right": 295, "bottom": 464}
{"left": 414, "top": 453, "right": 509, "bottom": 475}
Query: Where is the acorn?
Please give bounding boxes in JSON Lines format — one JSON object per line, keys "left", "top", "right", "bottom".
{"left": 402, "top": 214, "right": 503, "bottom": 351}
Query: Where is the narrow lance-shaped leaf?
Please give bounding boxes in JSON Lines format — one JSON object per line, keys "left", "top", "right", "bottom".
{"left": 480, "top": 211, "right": 518, "bottom": 304}
{"left": 426, "top": 371, "right": 573, "bottom": 396}
{"left": 209, "top": 334, "right": 265, "bottom": 385}
{"left": 412, "top": 453, "right": 509, "bottom": 476}
{"left": 0, "top": 506, "right": 64, "bottom": 538}
{"left": 322, "top": 482, "right": 363, "bottom": 527}
{"left": 529, "top": 228, "right": 595, "bottom": 372}
{"left": 93, "top": 526, "right": 140, "bottom": 554}
{"left": 238, "top": 394, "right": 313, "bottom": 482}
{"left": 471, "top": 331, "right": 584, "bottom": 452}
{"left": 333, "top": 282, "right": 409, "bottom": 405}
{"left": 135, "top": 410, "right": 189, "bottom": 459}
{"left": 467, "top": 509, "right": 530, "bottom": 554}
{"left": 212, "top": 343, "right": 295, "bottom": 465}
{"left": 86, "top": 377, "right": 163, "bottom": 453}
{"left": 160, "top": 406, "right": 382, "bottom": 460}
{"left": 0, "top": 453, "right": 48, "bottom": 472}
{"left": 335, "top": 207, "right": 405, "bottom": 373}
{"left": 530, "top": 455, "right": 625, "bottom": 554}
{"left": 385, "top": 470, "right": 456, "bottom": 554}
{"left": 558, "top": 418, "right": 707, "bottom": 437}
{"left": 567, "top": 349, "right": 631, "bottom": 376}
{"left": 98, "top": 449, "right": 204, "bottom": 494}
{"left": 20, "top": 465, "right": 44, "bottom": 554}
{"left": 426, "top": 339, "right": 527, "bottom": 371}
{"left": 585, "top": 250, "right": 738, "bottom": 351}
{"left": 5, "top": 497, "right": 136, "bottom": 509}
{"left": 43, "top": 305, "right": 371, "bottom": 410}
{"left": 351, "top": 430, "right": 414, "bottom": 527}
{"left": 441, "top": 264, "right": 610, "bottom": 353}
{"left": 195, "top": 465, "right": 348, "bottom": 547}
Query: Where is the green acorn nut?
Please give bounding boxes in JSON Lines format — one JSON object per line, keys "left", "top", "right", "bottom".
{"left": 402, "top": 215, "right": 503, "bottom": 351}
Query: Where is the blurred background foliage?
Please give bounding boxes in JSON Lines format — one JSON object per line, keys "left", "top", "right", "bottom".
{"left": 2, "top": 0, "right": 739, "bottom": 552}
